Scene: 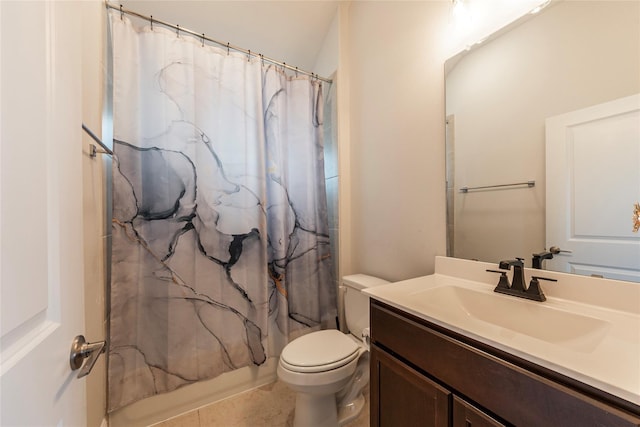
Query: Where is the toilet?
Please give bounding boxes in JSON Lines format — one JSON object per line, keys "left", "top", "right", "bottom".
{"left": 277, "top": 274, "right": 390, "bottom": 427}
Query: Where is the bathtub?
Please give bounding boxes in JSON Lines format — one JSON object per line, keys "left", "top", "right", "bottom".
{"left": 109, "top": 358, "right": 278, "bottom": 427}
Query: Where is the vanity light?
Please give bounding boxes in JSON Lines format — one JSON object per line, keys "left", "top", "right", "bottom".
{"left": 452, "top": 0, "right": 466, "bottom": 17}
{"left": 451, "top": 0, "right": 472, "bottom": 29}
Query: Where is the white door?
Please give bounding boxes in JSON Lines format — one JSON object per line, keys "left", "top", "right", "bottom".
{"left": 1, "top": 1, "right": 86, "bottom": 425}
{"left": 545, "top": 94, "right": 640, "bottom": 282}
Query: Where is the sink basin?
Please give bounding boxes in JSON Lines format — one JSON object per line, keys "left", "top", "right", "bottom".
{"left": 410, "top": 285, "right": 611, "bottom": 353}
{"left": 363, "top": 257, "right": 640, "bottom": 404}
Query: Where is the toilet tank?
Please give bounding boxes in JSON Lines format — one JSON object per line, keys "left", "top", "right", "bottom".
{"left": 342, "top": 274, "right": 390, "bottom": 335}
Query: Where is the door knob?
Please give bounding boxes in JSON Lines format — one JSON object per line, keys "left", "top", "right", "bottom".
{"left": 69, "top": 335, "right": 106, "bottom": 379}
{"left": 549, "top": 246, "right": 572, "bottom": 254}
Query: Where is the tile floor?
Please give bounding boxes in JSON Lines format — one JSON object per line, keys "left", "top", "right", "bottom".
{"left": 153, "top": 381, "right": 369, "bottom": 427}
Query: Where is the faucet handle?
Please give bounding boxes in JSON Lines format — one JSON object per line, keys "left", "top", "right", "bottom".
{"left": 527, "top": 276, "right": 558, "bottom": 302}
{"left": 486, "top": 269, "right": 511, "bottom": 290}
{"left": 531, "top": 276, "right": 557, "bottom": 282}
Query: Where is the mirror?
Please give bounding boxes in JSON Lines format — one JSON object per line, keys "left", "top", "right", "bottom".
{"left": 445, "top": 1, "right": 640, "bottom": 281}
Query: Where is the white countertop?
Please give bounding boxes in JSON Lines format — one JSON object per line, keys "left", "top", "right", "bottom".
{"left": 363, "top": 256, "right": 640, "bottom": 406}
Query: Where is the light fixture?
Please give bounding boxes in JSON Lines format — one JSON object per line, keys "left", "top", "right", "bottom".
{"left": 451, "top": 0, "right": 469, "bottom": 18}
{"left": 451, "top": 0, "right": 472, "bottom": 32}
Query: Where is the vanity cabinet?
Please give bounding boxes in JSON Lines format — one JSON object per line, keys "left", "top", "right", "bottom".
{"left": 370, "top": 344, "right": 450, "bottom": 426}
{"left": 452, "top": 396, "right": 505, "bottom": 427}
{"left": 370, "top": 300, "right": 640, "bottom": 427}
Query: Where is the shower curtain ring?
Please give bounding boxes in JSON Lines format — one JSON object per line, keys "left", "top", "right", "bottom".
{"left": 248, "top": 50, "right": 251, "bottom": 62}
{"left": 150, "top": 15, "right": 153, "bottom": 30}
{"left": 227, "top": 42, "right": 230, "bottom": 55}
{"left": 119, "top": 4, "right": 123, "bottom": 20}
{"left": 202, "top": 33, "right": 205, "bottom": 47}
{"left": 176, "top": 25, "right": 180, "bottom": 38}
{"left": 295, "top": 67, "right": 298, "bottom": 77}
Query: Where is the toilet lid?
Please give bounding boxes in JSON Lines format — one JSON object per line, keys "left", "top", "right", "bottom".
{"left": 280, "top": 330, "right": 360, "bottom": 373}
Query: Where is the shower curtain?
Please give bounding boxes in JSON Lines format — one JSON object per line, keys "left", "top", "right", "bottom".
{"left": 108, "top": 11, "right": 336, "bottom": 411}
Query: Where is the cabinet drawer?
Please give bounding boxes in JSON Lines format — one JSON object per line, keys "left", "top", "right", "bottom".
{"left": 371, "top": 301, "right": 640, "bottom": 427}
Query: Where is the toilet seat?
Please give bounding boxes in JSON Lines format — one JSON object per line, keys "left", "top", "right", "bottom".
{"left": 280, "top": 330, "right": 361, "bottom": 373}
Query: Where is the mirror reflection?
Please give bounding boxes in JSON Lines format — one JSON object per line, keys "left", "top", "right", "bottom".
{"left": 445, "top": 1, "right": 640, "bottom": 282}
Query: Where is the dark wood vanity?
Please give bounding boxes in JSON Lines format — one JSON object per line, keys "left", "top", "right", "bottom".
{"left": 370, "top": 300, "right": 640, "bottom": 427}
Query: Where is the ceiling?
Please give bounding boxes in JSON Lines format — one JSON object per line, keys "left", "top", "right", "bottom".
{"left": 119, "top": 1, "right": 340, "bottom": 72}
{"left": 116, "top": 1, "right": 552, "bottom": 77}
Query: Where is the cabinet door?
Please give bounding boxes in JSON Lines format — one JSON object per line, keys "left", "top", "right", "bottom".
{"left": 453, "top": 396, "right": 506, "bottom": 427}
{"left": 372, "top": 301, "right": 640, "bottom": 426}
{"left": 371, "top": 344, "right": 450, "bottom": 427}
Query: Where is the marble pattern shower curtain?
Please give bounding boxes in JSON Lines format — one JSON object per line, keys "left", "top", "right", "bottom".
{"left": 108, "top": 11, "right": 336, "bottom": 410}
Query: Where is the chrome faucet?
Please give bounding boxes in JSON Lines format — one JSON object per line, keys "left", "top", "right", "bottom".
{"left": 486, "top": 258, "right": 557, "bottom": 302}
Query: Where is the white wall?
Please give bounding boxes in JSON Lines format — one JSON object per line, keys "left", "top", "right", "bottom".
{"left": 340, "top": 0, "right": 549, "bottom": 281}
{"left": 81, "top": 2, "right": 108, "bottom": 427}
{"left": 345, "top": 1, "right": 450, "bottom": 281}
{"left": 446, "top": 0, "right": 640, "bottom": 264}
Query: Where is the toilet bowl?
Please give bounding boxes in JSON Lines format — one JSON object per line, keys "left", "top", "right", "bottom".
{"left": 277, "top": 274, "right": 390, "bottom": 427}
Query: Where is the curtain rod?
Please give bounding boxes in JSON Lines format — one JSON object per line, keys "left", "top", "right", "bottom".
{"left": 106, "top": 2, "right": 333, "bottom": 84}
{"left": 82, "top": 123, "right": 113, "bottom": 156}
